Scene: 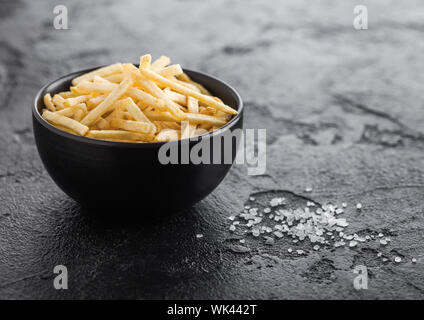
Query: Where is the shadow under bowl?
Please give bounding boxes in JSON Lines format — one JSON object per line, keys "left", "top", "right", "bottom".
{"left": 33, "top": 68, "right": 243, "bottom": 215}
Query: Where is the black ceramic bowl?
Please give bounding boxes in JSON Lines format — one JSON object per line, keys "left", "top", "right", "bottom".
{"left": 33, "top": 67, "right": 243, "bottom": 213}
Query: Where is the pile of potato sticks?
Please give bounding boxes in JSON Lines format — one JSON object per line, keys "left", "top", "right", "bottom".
{"left": 42, "top": 54, "right": 238, "bottom": 142}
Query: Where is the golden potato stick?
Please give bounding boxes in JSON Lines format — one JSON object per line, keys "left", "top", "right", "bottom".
{"left": 70, "top": 86, "right": 88, "bottom": 95}
{"left": 155, "top": 128, "right": 179, "bottom": 142}
{"left": 43, "top": 93, "right": 56, "bottom": 112}
{"left": 52, "top": 94, "right": 67, "bottom": 110}
{"left": 187, "top": 96, "right": 199, "bottom": 113}
{"left": 120, "top": 97, "right": 154, "bottom": 125}
{"left": 73, "top": 109, "right": 84, "bottom": 122}
{"left": 55, "top": 107, "right": 74, "bottom": 117}
{"left": 164, "top": 87, "right": 187, "bottom": 106}
{"left": 153, "top": 121, "right": 163, "bottom": 131}
{"left": 138, "top": 68, "right": 237, "bottom": 115}
{"left": 139, "top": 54, "right": 151, "bottom": 69}
{"left": 193, "top": 128, "right": 209, "bottom": 137}
{"left": 177, "top": 73, "right": 212, "bottom": 95}
{"left": 153, "top": 121, "right": 180, "bottom": 130}
{"left": 76, "top": 80, "right": 118, "bottom": 93}
{"left": 42, "top": 110, "right": 88, "bottom": 136}
{"left": 86, "top": 94, "right": 106, "bottom": 110}
{"left": 127, "top": 87, "right": 165, "bottom": 110}
{"left": 73, "top": 102, "right": 87, "bottom": 114}
{"left": 93, "top": 75, "right": 112, "bottom": 83}
{"left": 64, "top": 95, "right": 90, "bottom": 107}
{"left": 200, "top": 106, "right": 217, "bottom": 115}
{"left": 72, "top": 63, "right": 123, "bottom": 85}
{"left": 87, "top": 130, "right": 153, "bottom": 142}
{"left": 184, "top": 113, "right": 227, "bottom": 126}
{"left": 144, "top": 110, "right": 225, "bottom": 126}
{"left": 54, "top": 124, "right": 79, "bottom": 135}
{"left": 190, "top": 124, "right": 197, "bottom": 138}
{"left": 58, "top": 91, "right": 75, "bottom": 98}
{"left": 110, "top": 118, "right": 155, "bottom": 134}
{"left": 131, "top": 71, "right": 185, "bottom": 120}
{"left": 104, "top": 102, "right": 124, "bottom": 122}
{"left": 81, "top": 75, "right": 133, "bottom": 126}
{"left": 158, "top": 64, "right": 183, "bottom": 78}
{"left": 104, "top": 73, "right": 124, "bottom": 83}
{"left": 150, "top": 55, "right": 171, "bottom": 72}
{"left": 181, "top": 121, "right": 192, "bottom": 140}
{"left": 174, "top": 79, "right": 200, "bottom": 92}
{"left": 94, "top": 117, "right": 110, "bottom": 130}
{"left": 144, "top": 110, "right": 177, "bottom": 122}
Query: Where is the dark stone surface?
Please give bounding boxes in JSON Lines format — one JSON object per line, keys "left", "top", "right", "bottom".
{"left": 0, "top": 0, "right": 423, "bottom": 299}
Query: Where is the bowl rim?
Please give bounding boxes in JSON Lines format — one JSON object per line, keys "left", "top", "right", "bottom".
{"left": 33, "top": 66, "right": 243, "bottom": 148}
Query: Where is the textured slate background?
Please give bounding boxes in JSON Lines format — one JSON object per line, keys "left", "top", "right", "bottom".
{"left": 1, "top": 0, "right": 424, "bottom": 299}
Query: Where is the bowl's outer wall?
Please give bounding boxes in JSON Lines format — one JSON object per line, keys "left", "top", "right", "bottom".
{"left": 33, "top": 69, "right": 243, "bottom": 211}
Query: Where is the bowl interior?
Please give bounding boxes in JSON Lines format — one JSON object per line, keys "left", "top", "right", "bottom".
{"left": 34, "top": 67, "right": 243, "bottom": 146}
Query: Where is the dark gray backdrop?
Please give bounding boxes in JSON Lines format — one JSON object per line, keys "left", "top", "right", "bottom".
{"left": 0, "top": 0, "right": 423, "bottom": 299}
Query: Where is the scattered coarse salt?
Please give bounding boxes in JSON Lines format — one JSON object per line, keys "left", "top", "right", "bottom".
{"left": 377, "top": 252, "right": 382, "bottom": 257}
{"left": 231, "top": 196, "right": 397, "bottom": 258}
{"left": 239, "top": 239, "right": 245, "bottom": 244}
{"left": 296, "top": 250, "right": 304, "bottom": 255}
{"left": 249, "top": 197, "right": 255, "bottom": 201}
{"left": 196, "top": 234, "right": 203, "bottom": 239}
{"left": 305, "top": 187, "right": 312, "bottom": 192}
{"left": 412, "top": 258, "right": 417, "bottom": 263}
{"left": 356, "top": 203, "right": 362, "bottom": 210}
{"left": 287, "top": 248, "right": 293, "bottom": 253}
{"left": 394, "top": 256, "right": 402, "bottom": 263}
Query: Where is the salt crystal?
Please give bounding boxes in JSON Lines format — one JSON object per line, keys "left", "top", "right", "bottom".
{"left": 356, "top": 203, "right": 362, "bottom": 210}
{"left": 412, "top": 258, "right": 417, "bottom": 263}
{"left": 270, "top": 197, "right": 283, "bottom": 207}
{"left": 379, "top": 239, "right": 388, "bottom": 246}
{"left": 264, "top": 208, "right": 271, "bottom": 213}
{"left": 249, "top": 197, "right": 255, "bottom": 201}
{"left": 229, "top": 225, "right": 236, "bottom": 232}
{"left": 349, "top": 240, "right": 358, "bottom": 247}
{"left": 287, "top": 248, "right": 293, "bottom": 253}
{"left": 342, "top": 202, "right": 347, "bottom": 208}
{"left": 394, "top": 256, "right": 402, "bottom": 263}
{"left": 296, "top": 250, "right": 304, "bottom": 255}
{"left": 239, "top": 239, "right": 245, "bottom": 244}
{"left": 196, "top": 234, "right": 203, "bottom": 238}
{"left": 274, "top": 231, "right": 283, "bottom": 238}
{"left": 264, "top": 236, "right": 275, "bottom": 245}
{"left": 313, "top": 245, "right": 320, "bottom": 251}
{"left": 305, "top": 187, "right": 312, "bottom": 192}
